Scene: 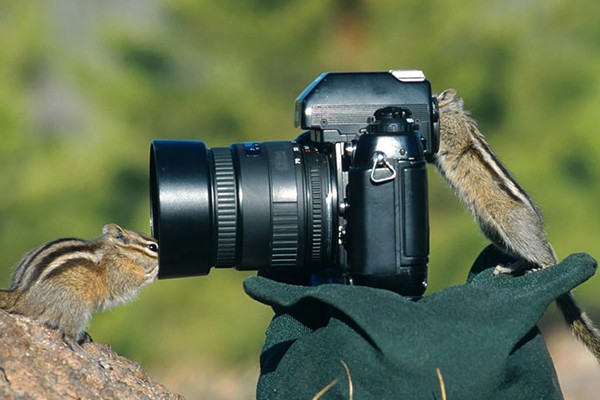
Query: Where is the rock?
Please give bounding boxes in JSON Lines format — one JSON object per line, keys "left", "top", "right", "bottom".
{"left": 0, "top": 309, "right": 183, "bottom": 400}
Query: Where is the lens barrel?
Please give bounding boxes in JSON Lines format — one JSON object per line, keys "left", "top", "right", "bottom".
{"left": 150, "top": 140, "right": 334, "bottom": 279}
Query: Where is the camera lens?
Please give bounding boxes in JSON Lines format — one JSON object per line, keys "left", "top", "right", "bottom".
{"left": 150, "top": 140, "right": 335, "bottom": 279}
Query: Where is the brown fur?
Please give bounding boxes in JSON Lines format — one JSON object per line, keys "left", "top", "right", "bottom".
{"left": 0, "top": 224, "right": 158, "bottom": 348}
{"left": 435, "top": 89, "right": 600, "bottom": 363}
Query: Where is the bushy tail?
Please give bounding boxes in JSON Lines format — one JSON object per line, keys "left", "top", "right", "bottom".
{"left": 0, "top": 290, "right": 19, "bottom": 311}
{"left": 556, "top": 292, "right": 600, "bottom": 363}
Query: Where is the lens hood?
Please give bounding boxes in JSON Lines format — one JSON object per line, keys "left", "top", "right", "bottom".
{"left": 150, "top": 140, "right": 212, "bottom": 278}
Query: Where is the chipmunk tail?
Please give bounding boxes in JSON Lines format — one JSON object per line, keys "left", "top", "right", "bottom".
{"left": 556, "top": 292, "right": 600, "bottom": 364}
{"left": 0, "top": 290, "right": 20, "bottom": 311}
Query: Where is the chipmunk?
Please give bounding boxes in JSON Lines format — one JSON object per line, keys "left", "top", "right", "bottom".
{"left": 434, "top": 89, "right": 600, "bottom": 363}
{"left": 0, "top": 223, "right": 158, "bottom": 350}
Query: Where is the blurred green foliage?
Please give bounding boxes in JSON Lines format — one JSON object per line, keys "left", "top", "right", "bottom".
{"left": 1, "top": 0, "right": 600, "bottom": 394}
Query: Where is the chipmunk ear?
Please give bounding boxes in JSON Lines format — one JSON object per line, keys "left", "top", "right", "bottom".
{"left": 436, "top": 88, "right": 456, "bottom": 101}
{"left": 103, "top": 224, "right": 129, "bottom": 244}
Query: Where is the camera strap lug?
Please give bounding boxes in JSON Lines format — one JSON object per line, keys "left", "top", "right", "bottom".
{"left": 370, "top": 151, "right": 397, "bottom": 184}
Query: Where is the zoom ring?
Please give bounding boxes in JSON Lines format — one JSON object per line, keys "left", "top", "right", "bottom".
{"left": 212, "top": 148, "right": 237, "bottom": 266}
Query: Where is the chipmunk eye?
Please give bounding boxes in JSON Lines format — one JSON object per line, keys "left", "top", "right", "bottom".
{"left": 147, "top": 243, "right": 158, "bottom": 253}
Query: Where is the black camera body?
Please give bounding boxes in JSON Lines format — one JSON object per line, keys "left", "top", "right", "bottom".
{"left": 150, "top": 70, "right": 439, "bottom": 296}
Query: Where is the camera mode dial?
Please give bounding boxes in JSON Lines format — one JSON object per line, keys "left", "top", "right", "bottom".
{"left": 367, "top": 107, "right": 419, "bottom": 134}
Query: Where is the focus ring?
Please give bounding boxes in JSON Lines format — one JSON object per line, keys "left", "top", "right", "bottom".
{"left": 212, "top": 148, "right": 237, "bottom": 266}
{"left": 271, "top": 202, "right": 299, "bottom": 267}
{"left": 309, "top": 166, "right": 324, "bottom": 262}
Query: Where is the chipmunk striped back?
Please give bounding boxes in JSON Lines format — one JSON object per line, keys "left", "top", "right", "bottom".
{"left": 10, "top": 238, "right": 102, "bottom": 292}
{"left": 435, "top": 89, "right": 556, "bottom": 267}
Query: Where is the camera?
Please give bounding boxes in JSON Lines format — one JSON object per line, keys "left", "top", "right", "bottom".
{"left": 150, "top": 70, "right": 439, "bottom": 296}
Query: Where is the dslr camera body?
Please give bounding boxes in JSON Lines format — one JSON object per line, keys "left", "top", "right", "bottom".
{"left": 150, "top": 70, "right": 439, "bottom": 296}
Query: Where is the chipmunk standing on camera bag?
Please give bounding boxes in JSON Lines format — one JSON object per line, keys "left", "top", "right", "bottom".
{"left": 434, "top": 88, "right": 600, "bottom": 363}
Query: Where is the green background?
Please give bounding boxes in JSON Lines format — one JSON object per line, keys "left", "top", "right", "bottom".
{"left": 1, "top": 1, "right": 599, "bottom": 398}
